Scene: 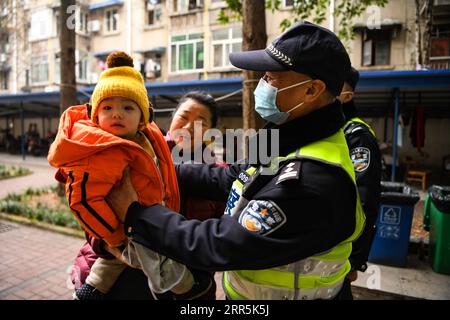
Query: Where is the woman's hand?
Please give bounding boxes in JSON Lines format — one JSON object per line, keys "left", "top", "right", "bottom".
{"left": 106, "top": 168, "right": 138, "bottom": 224}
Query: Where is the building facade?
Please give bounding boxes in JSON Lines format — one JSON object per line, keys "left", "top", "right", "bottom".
{"left": 3, "top": 0, "right": 448, "bottom": 95}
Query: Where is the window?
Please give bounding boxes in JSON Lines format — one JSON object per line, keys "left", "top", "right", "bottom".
{"left": 76, "top": 50, "right": 89, "bottom": 82}
{"left": 78, "top": 9, "right": 89, "bottom": 34}
{"left": 212, "top": 27, "right": 242, "bottom": 68}
{"left": 55, "top": 51, "right": 89, "bottom": 83}
{"left": 284, "top": 0, "right": 294, "bottom": 7}
{"left": 0, "top": 70, "right": 8, "bottom": 90}
{"left": 31, "top": 54, "right": 49, "bottom": 84}
{"left": 29, "top": 8, "right": 52, "bottom": 41}
{"left": 362, "top": 29, "right": 391, "bottom": 66}
{"left": 173, "top": 0, "right": 203, "bottom": 13}
{"left": 105, "top": 8, "right": 118, "bottom": 33}
{"left": 54, "top": 53, "right": 60, "bottom": 84}
{"left": 54, "top": 11, "right": 60, "bottom": 37}
{"left": 170, "top": 33, "right": 204, "bottom": 72}
{"left": 0, "top": 34, "right": 9, "bottom": 53}
{"left": 146, "top": 0, "right": 162, "bottom": 26}
{"left": 431, "top": 38, "right": 450, "bottom": 57}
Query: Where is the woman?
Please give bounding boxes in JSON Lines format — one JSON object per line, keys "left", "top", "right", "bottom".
{"left": 166, "top": 92, "right": 226, "bottom": 220}
{"left": 70, "top": 91, "right": 225, "bottom": 300}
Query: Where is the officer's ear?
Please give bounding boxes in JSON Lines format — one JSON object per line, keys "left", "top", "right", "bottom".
{"left": 339, "top": 91, "right": 354, "bottom": 104}
{"left": 304, "top": 79, "right": 327, "bottom": 103}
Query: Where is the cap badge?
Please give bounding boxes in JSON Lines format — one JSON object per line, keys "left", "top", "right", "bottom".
{"left": 266, "top": 44, "right": 293, "bottom": 66}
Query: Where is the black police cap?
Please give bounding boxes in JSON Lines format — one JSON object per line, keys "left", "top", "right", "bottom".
{"left": 229, "top": 21, "right": 351, "bottom": 96}
{"left": 346, "top": 67, "right": 360, "bottom": 90}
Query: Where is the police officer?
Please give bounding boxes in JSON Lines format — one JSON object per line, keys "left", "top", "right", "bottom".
{"left": 107, "top": 21, "right": 365, "bottom": 300}
{"left": 338, "top": 67, "right": 382, "bottom": 281}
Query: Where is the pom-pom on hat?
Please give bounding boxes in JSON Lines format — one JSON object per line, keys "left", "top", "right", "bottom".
{"left": 91, "top": 51, "right": 152, "bottom": 125}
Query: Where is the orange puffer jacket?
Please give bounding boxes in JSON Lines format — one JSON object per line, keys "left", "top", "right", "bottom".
{"left": 48, "top": 105, "right": 180, "bottom": 247}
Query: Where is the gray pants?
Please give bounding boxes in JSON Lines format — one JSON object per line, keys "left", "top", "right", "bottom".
{"left": 86, "top": 240, "right": 191, "bottom": 294}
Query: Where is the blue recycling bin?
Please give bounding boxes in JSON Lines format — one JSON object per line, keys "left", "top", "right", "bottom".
{"left": 368, "top": 182, "right": 420, "bottom": 267}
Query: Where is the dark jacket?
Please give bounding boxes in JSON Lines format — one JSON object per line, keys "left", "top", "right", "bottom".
{"left": 343, "top": 100, "right": 382, "bottom": 271}
{"left": 123, "top": 101, "right": 358, "bottom": 281}
{"left": 165, "top": 136, "right": 227, "bottom": 220}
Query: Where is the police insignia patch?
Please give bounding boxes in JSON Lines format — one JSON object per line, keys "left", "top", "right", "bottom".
{"left": 276, "top": 161, "right": 301, "bottom": 184}
{"left": 350, "top": 147, "right": 370, "bottom": 173}
{"left": 238, "top": 200, "right": 286, "bottom": 236}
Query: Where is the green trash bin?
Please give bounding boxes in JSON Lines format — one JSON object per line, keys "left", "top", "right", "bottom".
{"left": 423, "top": 185, "right": 450, "bottom": 275}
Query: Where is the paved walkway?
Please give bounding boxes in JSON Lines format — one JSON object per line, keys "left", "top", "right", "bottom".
{"left": 0, "top": 153, "right": 57, "bottom": 199}
{"left": 0, "top": 219, "right": 84, "bottom": 300}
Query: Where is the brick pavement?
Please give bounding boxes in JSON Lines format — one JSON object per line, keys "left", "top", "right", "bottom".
{"left": 0, "top": 219, "right": 84, "bottom": 300}
{"left": 0, "top": 218, "right": 226, "bottom": 300}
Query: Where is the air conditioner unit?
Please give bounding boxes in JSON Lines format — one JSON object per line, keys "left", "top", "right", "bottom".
{"left": 0, "top": 7, "right": 9, "bottom": 17}
{"left": 88, "top": 20, "right": 100, "bottom": 33}
{"left": 0, "top": 54, "right": 6, "bottom": 63}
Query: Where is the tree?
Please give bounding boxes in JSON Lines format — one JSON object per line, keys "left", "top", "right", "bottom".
{"left": 241, "top": 1, "right": 267, "bottom": 132}
{"left": 221, "top": 0, "right": 389, "bottom": 42}
{"left": 219, "top": 0, "right": 389, "bottom": 133}
{"left": 59, "top": 0, "right": 77, "bottom": 114}
{"left": 416, "top": 0, "right": 433, "bottom": 69}
{"left": 268, "top": 0, "right": 388, "bottom": 42}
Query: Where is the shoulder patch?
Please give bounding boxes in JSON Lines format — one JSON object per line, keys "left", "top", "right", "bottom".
{"left": 350, "top": 147, "right": 371, "bottom": 173}
{"left": 238, "top": 200, "right": 286, "bottom": 236}
{"left": 276, "top": 161, "right": 301, "bottom": 184}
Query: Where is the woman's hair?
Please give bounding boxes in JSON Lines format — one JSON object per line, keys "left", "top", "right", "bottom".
{"left": 173, "top": 91, "right": 218, "bottom": 128}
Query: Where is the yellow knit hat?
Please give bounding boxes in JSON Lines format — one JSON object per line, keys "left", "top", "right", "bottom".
{"left": 91, "top": 51, "right": 152, "bottom": 125}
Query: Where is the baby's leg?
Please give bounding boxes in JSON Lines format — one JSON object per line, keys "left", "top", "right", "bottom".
{"left": 86, "top": 257, "right": 127, "bottom": 293}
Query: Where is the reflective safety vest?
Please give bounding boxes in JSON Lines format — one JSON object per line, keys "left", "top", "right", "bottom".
{"left": 223, "top": 129, "right": 366, "bottom": 300}
{"left": 344, "top": 117, "right": 376, "bottom": 138}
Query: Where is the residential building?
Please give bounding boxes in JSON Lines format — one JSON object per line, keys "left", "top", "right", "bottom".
{"left": 0, "top": 0, "right": 449, "bottom": 172}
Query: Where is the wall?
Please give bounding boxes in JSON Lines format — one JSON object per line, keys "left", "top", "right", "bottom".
{"left": 362, "top": 116, "right": 450, "bottom": 169}
{"left": 347, "top": 0, "right": 417, "bottom": 70}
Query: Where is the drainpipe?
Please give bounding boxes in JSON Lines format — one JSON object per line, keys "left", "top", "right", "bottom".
{"left": 12, "top": 0, "right": 18, "bottom": 93}
{"left": 20, "top": 104, "right": 25, "bottom": 160}
{"left": 126, "top": 0, "right": 132, "bottom": 54}
{"left": 203, "top": 0, "right": 209, "bottom": 80}
{"left": 391, "top": 88, "right": 400, "bottom": 182}
{"left": 329, "top": 0, "right": 335, "bottom": 33}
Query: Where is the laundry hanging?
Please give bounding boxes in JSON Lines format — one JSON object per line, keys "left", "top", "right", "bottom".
{"left": 409, "top": 105, "right": 426, "bottom": 151}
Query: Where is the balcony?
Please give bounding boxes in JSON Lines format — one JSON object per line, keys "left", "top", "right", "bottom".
{"left": 429, "top": 56, "right": 450, "bottom": 69}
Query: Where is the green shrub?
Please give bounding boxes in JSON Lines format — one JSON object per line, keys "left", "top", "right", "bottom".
{"left": 0, "top": 164, "right": 32, "bottom": 180}
{"left": 0, "top": 187, "right": 82, "bottom": 230}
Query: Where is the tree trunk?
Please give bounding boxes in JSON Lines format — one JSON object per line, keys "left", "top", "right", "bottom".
{"left": 415, "top": 0, "right": 423, "bottom": 67}
{"left": 242, "top": 0, "right": 267, "bottom": 132}
{"left": 423, "top": 0, "right": 433, "bottom": 68}
{"left": 59, "top": 0, "right": 77, "bottom": 114}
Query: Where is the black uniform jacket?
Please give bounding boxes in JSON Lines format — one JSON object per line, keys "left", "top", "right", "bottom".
{"left": 124, "top": 101, "right": 357, "bottom": 272}
{"left": 343, "top": 101, "right": 382, "bottom": 271}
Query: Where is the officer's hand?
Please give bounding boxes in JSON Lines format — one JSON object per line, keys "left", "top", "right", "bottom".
{"left": 346, "top": 270, "right": 358, "bottom": 282}
{"left": 104, "top": 244, "right": 125, "bottom": 262}
{"left": 106, "top": 168, "right": 138, "bottom": 224}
